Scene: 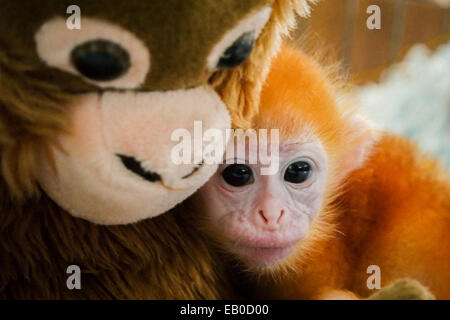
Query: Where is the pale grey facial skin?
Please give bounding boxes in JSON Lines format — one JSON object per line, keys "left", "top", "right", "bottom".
{"left": 195, "top": 138, "right": 328, "bottom": 268}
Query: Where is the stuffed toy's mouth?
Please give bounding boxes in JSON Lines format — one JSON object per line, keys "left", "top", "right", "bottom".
{"left": 118, "top": 154, "right": 162, "bottom": 182}
{"left": 118, "top": 154, "right": 203, "bottom": 183}
{"left": 37, "top": 86, "right": 230, "bottom": 223}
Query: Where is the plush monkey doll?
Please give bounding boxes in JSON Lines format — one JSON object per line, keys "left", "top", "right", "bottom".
{"left": 0, "top": 0, "right": 314, "bottom": 299}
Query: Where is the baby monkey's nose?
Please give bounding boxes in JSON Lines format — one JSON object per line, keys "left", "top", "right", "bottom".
{"left": 254, "top": 207, "right": 285, "bottom": 230}
{"left": 252, "top": 196, "right": 287, "bottom": 230}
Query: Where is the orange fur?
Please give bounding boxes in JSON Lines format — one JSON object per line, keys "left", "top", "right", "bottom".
{"left": 249, "top": 46, "right": 450, "bottom": 299}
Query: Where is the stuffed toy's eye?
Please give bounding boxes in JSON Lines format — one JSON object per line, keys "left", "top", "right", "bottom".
{"left": 206, "top": 7, "right": 271, "bottom": 71}
{"left": 71, "top": 39, "right": 130, "bottom": 81}
{"left": 222, "top": 164, "right": 254, "bottom": 187}
{"left": 284, "top": 161, "right": 312, "bottom": 184}
{"left": 217, "top": 31, "right": 255, "bottom": 69}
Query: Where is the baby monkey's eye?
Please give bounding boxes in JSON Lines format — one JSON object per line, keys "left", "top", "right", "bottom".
{"left": 217, "top": 32, "right": 255, "bottom": 69}
{"left": 284, "top": 161, "right": 312, "bottom": 184}
{"left": 71, "top": 39, "right": 130, "bottom": 81}
{"left": 221, "top": 164, "right": 254, "bottom": 187}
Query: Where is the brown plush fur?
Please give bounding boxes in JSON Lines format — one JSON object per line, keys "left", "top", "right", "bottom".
{"left": 1, "top": 0, "right": 274, "bottom": 91}
{"left": 0, "top": 188, "right": 234, "bottom": 299}
{"left": 0, "top": 0, "right": 313, "bottom": 299}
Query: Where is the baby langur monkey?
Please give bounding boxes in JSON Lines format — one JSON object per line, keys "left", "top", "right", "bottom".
{"left": 193, "top": 46, "right": 450, "bottom": 299}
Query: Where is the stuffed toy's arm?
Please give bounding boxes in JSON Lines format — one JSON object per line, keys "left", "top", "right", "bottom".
{"left": 368, "top": 278, "right": 435, "bottom": 300}
{"left": 317, "top": 279, "right": 435, "bottom": 300}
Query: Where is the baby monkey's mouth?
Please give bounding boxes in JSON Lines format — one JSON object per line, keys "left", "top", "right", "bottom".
{"left": 117, "top": 154, "right": 202, "bottom": 183}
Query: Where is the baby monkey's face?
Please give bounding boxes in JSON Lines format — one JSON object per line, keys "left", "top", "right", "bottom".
{"left": 195, "top": 137, "right": 328, "bottom": 268}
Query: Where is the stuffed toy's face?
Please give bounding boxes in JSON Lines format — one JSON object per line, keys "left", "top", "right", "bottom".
{"left": 0, "top": 0, "right": 272, "bottom": 224}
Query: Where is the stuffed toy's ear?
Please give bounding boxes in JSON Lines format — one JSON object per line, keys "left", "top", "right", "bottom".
{"left": 368, "top": 278, "right": 436, "bottom": 300}
{"left": 211, "top": 0, "right": 316, "bottom": 129}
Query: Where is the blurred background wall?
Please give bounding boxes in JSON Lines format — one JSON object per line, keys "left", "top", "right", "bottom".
{"left": 292, "top": 0, "right": 449, "bottom": 84}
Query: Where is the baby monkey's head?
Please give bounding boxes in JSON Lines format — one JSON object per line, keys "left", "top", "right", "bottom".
{"left": 193, "top": 46, "right": 376, "bottom": 269}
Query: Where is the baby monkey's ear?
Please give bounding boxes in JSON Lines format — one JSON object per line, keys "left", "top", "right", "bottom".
{"left": 337, "top": 113, "right": 378, "bottom": 182}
